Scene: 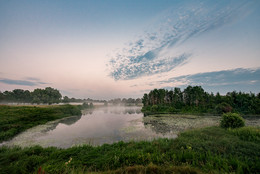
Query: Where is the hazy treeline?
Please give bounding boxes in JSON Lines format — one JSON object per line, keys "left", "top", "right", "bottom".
{"left": 0, "top": 87, "right": 142, "bottom": 105}
{"left": 62, "top": 96, "right": 106, "bottom": 103}
{"left": 142, "top": 86, "right": 260, "bottom": 115}
{"left": 108, "top": 98, "right": 142, "bottom": 106}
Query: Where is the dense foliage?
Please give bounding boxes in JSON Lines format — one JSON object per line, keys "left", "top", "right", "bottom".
{"left": 0, "top": 105, "right": 82, "bottom": 142}
{"left": 0, "top": 87, "right": 62, "bottom": 104}
{"left": 220, "top": 113, "right": 245, "bottom": 128}
{"left": 142, "top": 86, "right": 260, "bottom": 115}
{"left": 0, "top": 126, "right": 259, "bottom": 173}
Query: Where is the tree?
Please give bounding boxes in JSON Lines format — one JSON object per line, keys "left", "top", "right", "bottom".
{"left": 135, "top": 98, "right": 142, "bottom": 105}
{"left": 0, "top": 91, "right": 4, "bottom": 101}
{"left": 31, "top": 87, "right": 62, "bottom": 104}
{"left": 63, "top": 96, "right": 70, "bottom": 103}
{"left": 82, "top": 102, "right": 89, "bottom": 108}
{"left": 142, "top": 94, "right": 148, "bottom": 106}
{"left": 142, "top": 86, "right": 260, "bottom": 115}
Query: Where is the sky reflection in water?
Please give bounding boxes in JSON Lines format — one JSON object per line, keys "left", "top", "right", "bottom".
{"left": 1, "top": 107, "right": 175, "bottom": 148}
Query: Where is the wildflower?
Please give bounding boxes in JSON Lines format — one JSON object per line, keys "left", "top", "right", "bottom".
{"left": 65, "top": 157, "right": 73, "bottom": 165}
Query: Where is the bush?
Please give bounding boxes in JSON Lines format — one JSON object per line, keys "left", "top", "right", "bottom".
{"left": 215, "top": 102, "right": 232, "bottom": 114}
{"left": 220, "top": 113, "right": 245, "bottom": 128}
{"left": 168, "top": 106, "right": 176, "bottom": 113}
{"left": 151, "top": 105, "right": 158, "bottom": 112}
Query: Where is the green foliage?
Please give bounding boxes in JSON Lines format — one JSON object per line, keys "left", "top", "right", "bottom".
{"left": 0, "top": 105, "right": 81, "bottom": 142}
{"left": 63, "top": 96, "right": 70, "bottom": 103}
{"left": 220, "top": 113, "right": 245, "bottom": 128}
{"left": 142, "top": 86, "right": 260, "bottom": 115}
{"left": 215, "top": 102, "right": 232, "bottom": 114}
{"left": 229, "top": 127, "right": 260, "bottom": 142}
{"left": 0, "top": 127, "right": 259, "bottom": 173}
{"left": 151, "top": 105, "right": 158, "bottom": 112}
{"left": 0, "top": 87, "right": 62, "bottom": 104}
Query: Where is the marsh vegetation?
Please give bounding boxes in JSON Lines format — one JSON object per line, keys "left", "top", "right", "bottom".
{"left": 0, "top": 87, "right": 260, "bottom": 173}
{"left": 0, "top": 126, "right": 259, "bottom": 173}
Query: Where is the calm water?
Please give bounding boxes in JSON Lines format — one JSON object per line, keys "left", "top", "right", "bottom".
{"left": 2, "top": 106, "right": 259, "bottom": 149}
{"left": 1, "top": 106, "right": 176, "bottom": 148}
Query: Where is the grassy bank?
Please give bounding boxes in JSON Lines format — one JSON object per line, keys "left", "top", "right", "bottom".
{"left": 141, "top": 105, "right": 218, "bottom": 116}
{"left": 0, "top": 105, "right": 82, "bottom": 142}
{"left": 0, "top": 126, "right": 259, "bottom": 173}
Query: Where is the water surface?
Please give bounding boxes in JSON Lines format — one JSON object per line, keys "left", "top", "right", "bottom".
{"left": 2, "top": 106, "right": 259, "bottom": 148}
{"left": 1, "top": 106, "right": 175, "bottom": 148}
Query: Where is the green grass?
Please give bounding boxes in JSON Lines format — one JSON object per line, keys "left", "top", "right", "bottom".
{"left": 0, "top": 105, "right": 82, "bottom": 142}
{"left": 0, "top": 126, "right": 259, "bottom": 174}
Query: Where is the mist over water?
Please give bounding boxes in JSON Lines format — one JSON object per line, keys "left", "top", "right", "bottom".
{"left": 1, "top": 106, "right": 260, "bottom": 149}
{"left": 1, "top": 106, "right": 175, "bottom": 148}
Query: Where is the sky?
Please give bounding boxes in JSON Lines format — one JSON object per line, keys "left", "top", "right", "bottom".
{"left": 0, "top": 0, "right": 260, "bottom": 99}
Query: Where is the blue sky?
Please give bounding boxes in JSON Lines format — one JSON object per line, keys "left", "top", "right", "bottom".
{"left": 0, "top": 0, "right": 259, "bottom": 99}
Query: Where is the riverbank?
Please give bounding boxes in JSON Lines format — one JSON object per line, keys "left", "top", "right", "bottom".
{"left": 0, "top": 105, "right": 82, "bottom": 143}
{"left": 0, "top": 126, "right": 259, "bottom": 173}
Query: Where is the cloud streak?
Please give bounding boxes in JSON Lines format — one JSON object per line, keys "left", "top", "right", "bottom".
{"left": 160, "top": 68, "right": 260, "bottom": 93}
{"left": 108, "top": 0, "right": 250, "bottom": 80}
{"left": 0, "top": 78, "right": 48, "bottom": 86}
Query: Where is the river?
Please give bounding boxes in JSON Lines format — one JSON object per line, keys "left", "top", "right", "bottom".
{"left": 1, "top": 106, "right": 259, "bottom": 148}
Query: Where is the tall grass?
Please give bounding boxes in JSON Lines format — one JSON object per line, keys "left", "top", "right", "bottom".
{"left": 0, "top": 126, "right": 259, "bottom": 173}
{"left": 0, "top": 105, "right": 81, "bottom": 142}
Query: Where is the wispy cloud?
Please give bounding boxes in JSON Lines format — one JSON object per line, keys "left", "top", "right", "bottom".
{"left": 110, "top": 53, "right": 190, "bottom": 80}
{"left": 160, "top": 68, "right": 260, "bottom": 93}
{"left": 0, "top": 78, "right": 48, "bottom": 86}
{"left": 162, "top": 68, "right": 260, "bottom": 86}
{"left": 108, "top": 0, "right": 250, "bottom": 80}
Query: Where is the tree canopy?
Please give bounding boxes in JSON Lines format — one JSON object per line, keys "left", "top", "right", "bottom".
{"left": 142, "top": 86, "right": 260, "bottom": 115}
{"left": 0, "top": 87, "right": 62, "bottom": 104}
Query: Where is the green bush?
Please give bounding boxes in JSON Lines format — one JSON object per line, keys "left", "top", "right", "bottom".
{"left": 168, "top": 106, "right": 176, "bottom": 113}
{"left": 151, "top": 105, "right": 158, "bottom": 112}
{"left": 220, "top": 113, "right": 245, "bottom": 128}
{"left": 215, "top": 102, "right": 232, "bottom": 114}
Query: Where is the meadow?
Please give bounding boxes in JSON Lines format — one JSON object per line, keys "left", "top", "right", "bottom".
{"left": 0, "top": 126, "right": 259, "bottom": 173}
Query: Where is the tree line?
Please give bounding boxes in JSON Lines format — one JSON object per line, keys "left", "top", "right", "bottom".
{"left": 142, "top": 86, "right": 260, "bottom": 115}
{"left": 0, "top": 87, "right": 62, "bottom": 104}
{"left": 108, "top": 98, "right": 142, "bottom": 106}
{"left": 0, "top": 87, "right": 143, "bottom": 106}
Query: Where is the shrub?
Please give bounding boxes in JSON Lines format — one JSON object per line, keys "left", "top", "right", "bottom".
{"left": 215, "top": 102, "right": 232, "bottom": 114}
{"left": 168, "top": 106, "right": 176, "bottom": 113}
{"left": 220, "top": 113, "right": 245, "bottom": 128}
{"left": 151, "top": 105, "right": 158, "bottom": 112}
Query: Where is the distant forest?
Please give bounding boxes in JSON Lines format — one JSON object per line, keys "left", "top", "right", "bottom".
{"left": 0, "top": 87, "right": 142, "bottom": 105}
{"left": 0, "top": 87, "right": 62, "bottom": 104}
{"left": 142, "top": 86, "right": 260, "bottom": 115}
